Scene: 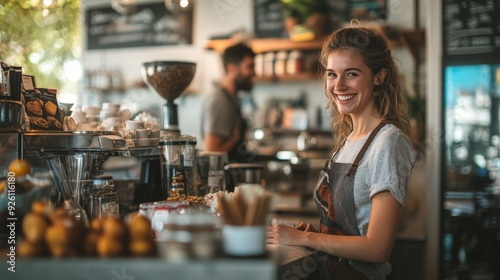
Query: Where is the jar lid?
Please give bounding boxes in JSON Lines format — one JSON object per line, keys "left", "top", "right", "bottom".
{"left": 223, "top": 163, "right": 265, "bottom": 170}
{"left": 159, "top": 134, "right": 197, "bottom": 146}
{"left": 276, "top": 51, "right": 288, "bottom": 59}
{"left": 165, "top": 206, "right": 219, "bottom": 226}
{"left": 92, "top": 175, "right": 114, "bottom": 186}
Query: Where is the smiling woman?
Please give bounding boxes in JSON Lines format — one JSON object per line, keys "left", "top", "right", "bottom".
{"left": 266, "top": 26, "right": 416, "bottom": 280}
{"left": 0, "top": 0, "right": 81, "bottom": 101}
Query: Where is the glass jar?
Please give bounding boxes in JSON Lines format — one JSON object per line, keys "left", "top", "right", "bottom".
{"left": 274, "top": 51, "right": 288, "bottom": 76}
{"left": 150, "top": 200, "right": 189, "bottom": 235}
{"left": 198, "top": 151, "right": 227, "bottom": 194}
{"left": 160, "top": 135, "right": 187, "bottom": 199}
{"left": 160, "top": 135, "right": 202, "bottom": 198}
{"left": 263, "top": 52, "right": 275, "bottom": 77}
{"left": 254, "top": 53, "right": 264, "bottom": 77}
{"left": 286, "top": 50, "right": 303, "bottom": 75}
{"left": 86, "top": 175, "right": 119, "bottom": 219}
{"left": 182, "top": 138, "right": 203, "bottom": 196}
{"left": 156, "top": 206, "right": 221, "bottom": 261}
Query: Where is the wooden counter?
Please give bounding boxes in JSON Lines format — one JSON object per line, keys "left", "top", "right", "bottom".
{"left": 1, "top": 244, "right": 317, "bottom": 280}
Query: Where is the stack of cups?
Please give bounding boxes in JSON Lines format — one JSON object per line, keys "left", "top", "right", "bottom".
{"left": 135, "top": 128, "right": 151, "bottom": 146}
{"left": 99, "top": 102, "right": 120, "bottom": 121}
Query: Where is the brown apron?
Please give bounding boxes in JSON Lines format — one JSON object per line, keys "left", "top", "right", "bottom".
{"left": 313, "top": 122, "right": 389, "bottom": 280}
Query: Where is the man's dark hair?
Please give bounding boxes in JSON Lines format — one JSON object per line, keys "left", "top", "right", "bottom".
{"left": 222, "top": 43, "right": 255, "bottom": 73}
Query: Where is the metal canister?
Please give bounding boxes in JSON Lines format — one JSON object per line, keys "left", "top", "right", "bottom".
{"left": 86, "top": 175, "right": 119, "bottom": 219}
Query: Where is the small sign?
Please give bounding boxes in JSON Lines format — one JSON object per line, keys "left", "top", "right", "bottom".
{"left": 22, "top": 75, "right": 36, "bottom": 90}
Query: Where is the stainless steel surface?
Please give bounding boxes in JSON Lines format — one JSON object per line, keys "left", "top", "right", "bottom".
{"left": 21, "top": 131, "right": 136, "bottom": 222}
{"left": 224, "top": 163, "right": 265, "bottom": 192}
{"left": 22, "top": 131, "right": 129, "bottom": 157}
{"left": 48, "top": 154, "right": 93, "bottom": 202}
{"left": 87, "top": 177, "right": 119, "bottom": 219}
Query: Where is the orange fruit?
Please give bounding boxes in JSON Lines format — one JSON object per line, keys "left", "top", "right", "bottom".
{"left": 31, "top": 201, "right": 48, "bottom": 215}
{"left": 90, "top": 218, "right": 104, "bottom": 234}
{"left": 96, "top": 235, "right": 124, "bottom": 257}
{"left": 8, "top": 159, "right": 32, "bottom": 177}
{"left": 101, "top": 217, "right": 127, "bottom": 239}
{"left": 17, "top": 240, "right": 46, "bottom": 258}
{"left": 128, "top": 214, "right": 152, "bottom": 241}
{"left": 0, "top": 180, "right": 5, "bottom": 193}
{"left": 22, "top": 212, "right": 49, "bottom": 244}
{"left": 82, "top": 231, "right": 100, "bottom": 256}
{"left": 45, "top": 224, "right": 71, "bottom": 247}
{"left": 129, "top": 239, "right": 154, "bottom": 257}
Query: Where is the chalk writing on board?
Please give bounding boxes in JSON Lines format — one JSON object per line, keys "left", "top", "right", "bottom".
{"left": 443, "top": 0, "right": 497, "bottom": 56}
{"left": 86, "top": 2, "right": 193, "bottom": 50}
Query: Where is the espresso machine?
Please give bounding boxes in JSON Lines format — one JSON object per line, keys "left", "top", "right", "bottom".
{"left": 21, "top": 131, "right": 130, "bottom": 224}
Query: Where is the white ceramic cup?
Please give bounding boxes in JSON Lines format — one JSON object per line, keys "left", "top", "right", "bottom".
{"left": 136, "top": 138, "right": 151, "bottom": 147}
{"left": 83, "top": 106, "right": 101, "bottom": 116}
{"left": 125, "top": 120, "right": 143, "bottom": 130}
{"left": 71, "top": 110, "right": 86, "bottom": 124}
{"left": 150, "top": 130, "right": 161, "bottom": 139}
{"left": 135, "top": 128, "right": 151, "bottom": 139}
{"left": 99, "top": 110, "right": 117, "bottom": 121}
{"left": 222, "top": 225, "right": 266, "bottom": 256}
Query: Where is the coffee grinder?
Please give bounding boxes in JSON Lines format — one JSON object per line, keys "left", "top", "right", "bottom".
{"left": 139, "top": 61, "right": 200, "bottom": 201}
{"left": 141, "top": 61, "right": 196, "bottom": 135}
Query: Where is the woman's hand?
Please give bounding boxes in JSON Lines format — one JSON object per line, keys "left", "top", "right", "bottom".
{"left": 295, "top": 222, "right": 316, "bottom": 232}
{"left": 266, "top": 224, "right": 305, "bottom": 245}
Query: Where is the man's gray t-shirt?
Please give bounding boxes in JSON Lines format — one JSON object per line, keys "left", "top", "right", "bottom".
{"left": 333, "top": 124, "right": 416, "bottom": 235}
{"left": 202, "top": 88, "right": 241, "bottom": 139}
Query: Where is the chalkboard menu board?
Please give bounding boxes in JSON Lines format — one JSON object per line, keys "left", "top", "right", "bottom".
{"left": 253, "top": 0, "right": 385, "bottom": 38}
{"left": 253, "top": 0, "right": 287, "bottom": 38}
{"left": 85, "top": 3, "right": 193, "bottom": 50}
{"left": 443, "top": 0, "right": 499, "bottom": 56}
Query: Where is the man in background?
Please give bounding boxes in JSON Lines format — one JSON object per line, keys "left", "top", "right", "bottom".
{"left": 202, "top": 43, "right": 256, "bottom": 163}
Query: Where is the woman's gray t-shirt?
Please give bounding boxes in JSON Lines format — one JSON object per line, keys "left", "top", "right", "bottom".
{"left": 333, "top": 124, "right": 416, "bottom": 235}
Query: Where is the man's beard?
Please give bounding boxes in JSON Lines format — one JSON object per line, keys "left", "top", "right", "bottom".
{"left": 234, "top": 73, "right": 253, "bottom": 92}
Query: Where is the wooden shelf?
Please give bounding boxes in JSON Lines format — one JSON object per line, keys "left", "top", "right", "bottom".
{"left": 205, "top": 38, "right": 324, "bottom": 54}
{"left": 205, "top": 28, "right": 425, "bottom": 59}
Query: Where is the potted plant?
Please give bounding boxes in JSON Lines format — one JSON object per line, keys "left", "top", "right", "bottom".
{"left": 280, "top": 0, "right": 328, "bottom": 36}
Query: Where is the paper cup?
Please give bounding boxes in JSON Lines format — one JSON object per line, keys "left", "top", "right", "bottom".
{"left": 222, "top": 225, "right": 266, "bottom": 256}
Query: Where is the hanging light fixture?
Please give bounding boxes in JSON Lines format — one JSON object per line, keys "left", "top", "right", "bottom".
{"left": 165, "top": 0, "right": 193, "bottom": 13}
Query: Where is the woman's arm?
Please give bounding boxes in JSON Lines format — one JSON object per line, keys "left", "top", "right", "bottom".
{"left": 267, "top": 190, "right": 401, "bottom": 263}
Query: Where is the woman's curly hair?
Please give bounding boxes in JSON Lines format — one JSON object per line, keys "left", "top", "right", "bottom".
{"left": 320, "top": 26, "right": 411, "bottom": 153}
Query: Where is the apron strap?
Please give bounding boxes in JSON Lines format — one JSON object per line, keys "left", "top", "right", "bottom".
{"left": 347, "top": 121, "right": 389, "bottom": 176}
